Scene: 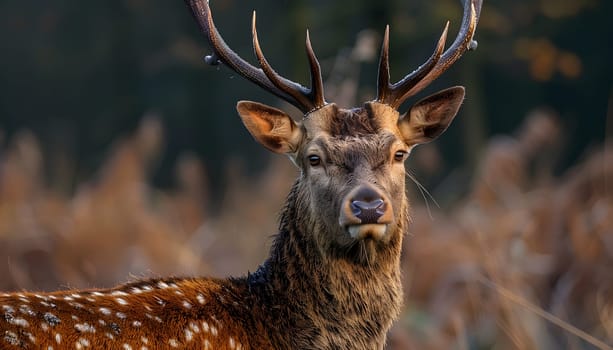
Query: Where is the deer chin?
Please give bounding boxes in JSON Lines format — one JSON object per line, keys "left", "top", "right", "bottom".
{"left": 347, "top": 224, "right": 388, "bottom": 241}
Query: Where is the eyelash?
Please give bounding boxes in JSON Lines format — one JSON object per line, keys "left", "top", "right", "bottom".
{"left": 393, "top": 150, "right": 407, "bottom": 162}
{"left": 307, "top": 155, "right": 321, "bottom": 166}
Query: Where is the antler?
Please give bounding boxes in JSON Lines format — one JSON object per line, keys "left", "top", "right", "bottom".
{"left": 377, "top": 0, "right": 482, "bottom": 109}
{"left": 184, "top": 0, "right": 326, "bottom": 114}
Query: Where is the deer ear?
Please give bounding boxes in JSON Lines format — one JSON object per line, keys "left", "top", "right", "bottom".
{"left": 236, "top": 101, "right": 303, "bottom": 154}
{"left": 398, "top": 86, "right": 465, "bottom": 146}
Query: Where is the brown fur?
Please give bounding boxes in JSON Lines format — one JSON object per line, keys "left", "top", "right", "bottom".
{"left": 0, "top": 97, "right": 465, "bottom": 349}
{"left": 0, "top": 106, "right": 407, "bottom": 349}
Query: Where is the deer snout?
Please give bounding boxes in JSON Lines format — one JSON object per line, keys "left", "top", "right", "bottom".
{"left": 339, "top": 185, "right": 393, "bottom": 240}
{"left": 350, "top": 198, "right": 386, "bottom": 224}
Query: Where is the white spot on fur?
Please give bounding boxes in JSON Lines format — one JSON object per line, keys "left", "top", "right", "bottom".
{"left": 105, "top": 333, "right": 114, "bottom": 340}
{"left": 169, "top": 338, "right": 179, "bottom": 347}
{"left": 189, "top": 321, "right": 200, "bottom": 333}
{"left": 182, "top": 300, "right": 192, "bottom": 309}
{"left": 69, "top": 302, "right": 85, "bottom": 309}
{"left": 76, "top": 337, "right": 90, "bottom": 348}
{"left": 9, "top": 317, "right": 30, "bottom": 327}
{"left": 202, "top": 321, "right": 209, "bottom": 333}
{"left": 111, "top": 291, "right": 128, "bottom": 296}
{"left": 184, "top": 328, "right": 193, "bottom": 342}
{"left": 4, "top": 331, "right": 19, "bottom": 346}
{"left": 75, "top": 323, "right": 96, "bottom": 333}
{"left": 122, "top": 344, "right": 132, "bottom": 350}
{"left": 19, "top": 304, "right": 35, "bottom": 316}
{"left": 140, "top": 336, "right": 149, "bottom": 344}
{"left": 130, "top": 287, "right": 143, "bottom": 294}
{"left": 55, "top": 333, "right": 61, "bottom": 344}
{"left": 98, "top": 319, "right": 106, "bottom": 325}
{"left": 41, "top": 322, "right": 50, "bottom": 331}
{"left": 92, "top": 292, "right": 104, "bottom": 297}
{"left": 71, "top": 315, "right": 79, "bottom": 321}
{"left": 115, "top": 298, "right": 128, "bottom": 305}
{"left": 99, "top": 307, "right": 111, "bottom": 315}
{"left": 204, "top": 339, "right": 211, "bottom": 350}
{"left": 142, "top": 285, "right": 153, "bottom": 291}
{"left": 196, "top": 294, "right": 206, "bottom": 304}
{"left": 24, "top": 331, "right": 35, "bottom": 343}
{"left": 157, "top": 281, "right": 169, "bottom": 289}
{"left": 229, "top": 337, "right": 236, "bottom": 349}
{"left": 116, "top": 312, "right": 127, "bottom": 319}
{"left": 132, "top": 320, "right": 142, "bottom": 327}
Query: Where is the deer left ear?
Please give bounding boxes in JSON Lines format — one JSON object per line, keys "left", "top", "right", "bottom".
{"left": 237, "top": 100, "right": 303, "bottom": 154}
{"left": 398, "top": 86, "right": 465, "bottom": 146}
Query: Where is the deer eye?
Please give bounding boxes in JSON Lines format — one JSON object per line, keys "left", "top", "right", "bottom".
{"left": 307, "top": 155, "right": 321, "bottom": 167}
{"left": 393, "top": 150, "right": 408, "bottom": 162}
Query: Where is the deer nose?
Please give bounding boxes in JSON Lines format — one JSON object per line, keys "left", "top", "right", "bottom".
{"left": 349, "top": 187, "right": 387, "bottom": 224}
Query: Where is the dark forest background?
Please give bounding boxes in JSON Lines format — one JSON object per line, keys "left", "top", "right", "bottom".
{"left": 1, "top": 0, "right": 611, "bottom": 196}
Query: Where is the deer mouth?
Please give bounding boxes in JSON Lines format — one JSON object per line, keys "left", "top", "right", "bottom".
{"left": 347, "top": 224, "right": 388, "bottom": 241}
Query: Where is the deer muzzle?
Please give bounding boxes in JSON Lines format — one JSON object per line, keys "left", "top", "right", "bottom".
{"left": 339, "top": 185, "right": 394, "bottom": 241}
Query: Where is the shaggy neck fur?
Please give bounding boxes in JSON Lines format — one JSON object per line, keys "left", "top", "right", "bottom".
{"left": 242, "top": 179, "right": 407, "bottom": 349}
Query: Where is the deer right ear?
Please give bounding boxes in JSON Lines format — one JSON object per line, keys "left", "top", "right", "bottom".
{"left": 398, "top": 86, "right": 465, "bottom": 146}
{"left": 236, "top": 101, "right": 303, "bottom": 154}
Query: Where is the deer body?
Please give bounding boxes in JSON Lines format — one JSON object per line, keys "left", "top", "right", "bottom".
{"left": 1, "top": 0, "right": 481, "bottom": 348}
{"left": 1, "top": 160, "right": 403, "bottom": 349}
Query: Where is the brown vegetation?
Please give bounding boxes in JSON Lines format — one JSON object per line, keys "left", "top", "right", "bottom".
{"left": 0, "top": 109, "right": 611, "bottom": 348}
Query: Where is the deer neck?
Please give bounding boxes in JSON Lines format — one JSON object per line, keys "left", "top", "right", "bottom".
{"left": 245, "top": 180, "right": 406, "bottom": 349}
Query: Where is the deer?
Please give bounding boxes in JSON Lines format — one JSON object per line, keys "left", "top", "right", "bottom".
{"left": 0, "top": 0, "right": 482, "bottom": 348}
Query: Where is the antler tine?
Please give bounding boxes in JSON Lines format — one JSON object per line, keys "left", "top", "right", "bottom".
{"left": 377, "top": 0, "right": 482, "bottom": 109}
{"left": 252, "top": 12, "right": 315, "bottom": 111}
{"left": 376, "top": 26, "right": 391, "bottom": 102}
{"left": 305, "top": 30, "right": 326, "bottom": 108}
{"left": 377, "top": 23, "right": 448, "bottom": 106}
{"left": 404, "top": 0, "right": 479, "bottom": 98}
{"left": 185, "top": 0, "right": 326, "bottom": 114}
{"left": 185, "top": 0, "right": 297, "bottom": 107}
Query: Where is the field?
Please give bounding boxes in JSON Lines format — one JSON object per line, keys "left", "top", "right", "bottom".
{"left": 0, "top": 112, "right": 611, "bottom": 349}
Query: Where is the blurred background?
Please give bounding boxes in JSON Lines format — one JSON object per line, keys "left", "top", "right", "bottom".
{"left": 1, "top": 0, "right": 612, "bottom": 348}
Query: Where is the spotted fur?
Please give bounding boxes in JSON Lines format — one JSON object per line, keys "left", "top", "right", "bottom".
{"left": 0, "top": 100, "right": 452, "bottom": 350}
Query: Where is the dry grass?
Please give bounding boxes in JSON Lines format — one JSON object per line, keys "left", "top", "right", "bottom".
{"left": 0, "top": 112, "right": 611, "bottom": 349}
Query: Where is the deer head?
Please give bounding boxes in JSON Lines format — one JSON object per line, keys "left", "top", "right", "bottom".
{"left": 185, "top": 0, "right": 482, "bottom": 263}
